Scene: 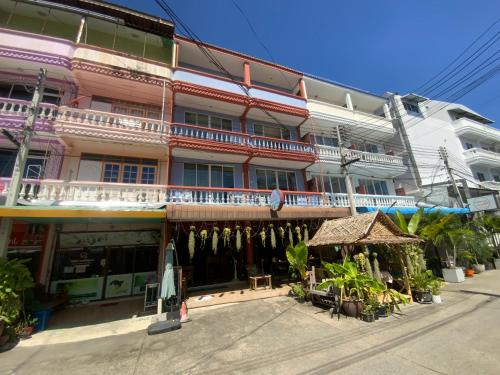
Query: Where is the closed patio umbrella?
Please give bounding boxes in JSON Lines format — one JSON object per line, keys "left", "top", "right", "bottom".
{"left": 160, "top": 241, "right": 176, "bottom": 301}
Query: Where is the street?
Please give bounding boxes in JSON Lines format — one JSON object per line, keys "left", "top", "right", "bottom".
{"left": 2, "top": 270, "right": 500, "bottom": 375}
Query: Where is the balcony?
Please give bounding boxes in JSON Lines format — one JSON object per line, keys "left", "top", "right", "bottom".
{"left": 54, "top": 106, "right": 168, "bottom": 145}
{"left": 0, "top": 98, "right": 58, "bottom": 132}
{"left": 463, "top": 148, "right": 500, "bottom": 167}
{"left": 453, "top": 118, "right": 500, "bottom": 143}
{"left": 304, "top": 99, "right": 394, "bottom": 138}
{"left": 316, "top": 145, "right": 406, "bottom": 177}
{"left": 0, "top": 178, "right": 415, "bottom": 209}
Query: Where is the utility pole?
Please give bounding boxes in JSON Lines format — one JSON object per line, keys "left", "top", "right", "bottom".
{"left": 0, "top": 68, "right": 47, "bottom": 258}
{"left": 438, "top": 146, "right": 465, "bottom": 208}
{"left": 337, "top": 125, "right": 358, "bottom": 216}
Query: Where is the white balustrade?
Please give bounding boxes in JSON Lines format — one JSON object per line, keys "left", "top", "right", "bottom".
{"left": 327, "top": 193, "right": 415, "bottom": 208}
{"left": 166, "top": 187, "right": 271, "bottom": 206}
{"left": 57, "top": 106, "right": 168, "bottom": 134}
{"left": 0, "top": 98, "right": 58, "bottom": 120}
{"left": 170, "top": 123, "right": 249, "bottom": 146}
{"left": 251, "top": 136, "right": 314, "bottom": 154}
{"left": 317, "top": 145, "right": 404, "bottom": 167}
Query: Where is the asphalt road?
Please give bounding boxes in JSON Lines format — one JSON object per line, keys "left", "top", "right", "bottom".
{"left": 2, "top": 270, "right": 500, "bottom": 375}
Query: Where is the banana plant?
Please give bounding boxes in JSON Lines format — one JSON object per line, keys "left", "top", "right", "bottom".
{"left": 285, "top": 241, "right": 308, "bottom": 281}
{"left": 394, "top": 207, "right": 424, "bottom": 235}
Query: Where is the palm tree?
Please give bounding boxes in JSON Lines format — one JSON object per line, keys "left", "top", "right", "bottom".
{"left": 469, "top": 214, "right": 500, "bottom": 258}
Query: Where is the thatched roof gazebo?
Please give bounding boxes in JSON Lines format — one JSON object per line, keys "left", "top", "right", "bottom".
{"left": 306, "top": 210, "right": 421, "bottom": 296}
{"left": 306, "top": 210, "right": 421, "bottom": 247}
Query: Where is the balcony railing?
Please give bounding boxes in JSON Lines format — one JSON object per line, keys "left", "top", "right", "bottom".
{"left": 463, "top": 148, "right": 500, "bottom": 165}
{"left": 57, "top": 106, "right": 168, "bottom": 133}
{"left": 0, "top": 178, "right": 416, "bottom": 209}
{"left": 0, "top": 98, "right": 58, "bottom": 120}
{"left": 454, "top": 118, "right": 500, "bottom": 142}
{"left": 317, "top": 145, "right": 405, "bottom": 167}
{"left": 170, "top": 123, "right": 249, "bottom": 146}
{"left": 251, "top": 136, "right": 314, "bottom": 154}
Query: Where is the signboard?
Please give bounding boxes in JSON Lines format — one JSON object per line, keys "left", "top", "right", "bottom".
{"left": 105, "top": 274, "right": 133, "bottom": 299}
{"left": 50, "top": 277, "right": 104, "bottom": 303}
{"left": 467, "top": 195, "right": 498, "bottom": 212}
{"left": 59, "top": 230, "right": 160, "bottom": 249}
{"left": 270, "top": 189, "right": 285, "bottom": 211}
{"left": 133, "top": 271, "right": 157, "bottom": 295}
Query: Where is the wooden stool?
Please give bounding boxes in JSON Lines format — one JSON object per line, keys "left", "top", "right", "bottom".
{"left": 249, "top": 275, "right": 272, "bottom": 290}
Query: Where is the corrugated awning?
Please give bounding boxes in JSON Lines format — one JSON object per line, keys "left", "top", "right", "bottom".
{"left": 357, "top": 206, "right": 470, "bottom": 215}
{"left": 166, "top": 205, "right": 350, "bottom": 221}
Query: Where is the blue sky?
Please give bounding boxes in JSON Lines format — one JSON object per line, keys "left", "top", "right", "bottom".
{"left": 116, "top": 0, "right": 499, "bottom": 125}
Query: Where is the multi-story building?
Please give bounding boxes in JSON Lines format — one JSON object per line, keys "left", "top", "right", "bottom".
{"left": 0, "top": 0, "right": 469, "bottom": 303}
{"left": 391, "top": 93, "right": 500, "bottom": 208}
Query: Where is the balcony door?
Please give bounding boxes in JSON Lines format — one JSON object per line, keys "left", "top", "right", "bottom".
{"left": 256, "top": 169, "right": 296, "bottom": 191}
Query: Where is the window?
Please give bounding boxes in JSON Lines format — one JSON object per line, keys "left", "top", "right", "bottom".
{"left": 254, "top": 124, "right": 290, "bottom": 140}
{"left": 477, "top": 172, "right": 486, "bottom": 182}
{"left": 363, "top": 143, "right": 379, "bottom": 154}
{"left": 82, "top": 154, "right": 158, "bottom": 184}
{"left": 0, "top": 82, "right": 61, "bottom": 105}
{"left": 403, "top": 102, "right": 420, "bottom": 114}
{"left": 184, "top": 112, "right": 232, "bottom": 131}
{"left": 315, "top": 135, "right": 338, "bottom": 147}
{"left": 358, "top": 179, "right": 389, "bottom": 195}
{"left": 183, "top": 163, "right": 234, "bottom": 188}
{"left": 316, "top": 176, "right": 347, "bottom": 193}
{"left": 0, "top": 149, "right": 48, "bottom": 178}
{"left": 465, "top": 142, "right": 474, "bottom": 150}
{"left": 256, "top": 169, "right": 297, "bottom": 190}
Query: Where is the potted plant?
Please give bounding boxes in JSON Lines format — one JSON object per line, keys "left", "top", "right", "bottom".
{"left": 429, "top": 278, "right": 444, "bottom": 304}
{"left": 411, "top": 270, "right": 434, "bottom": 303}
{"left": 291, "top": 283, "right": 306, "bottom": 303}
{"left": 421, "top": 214, "right": 473, "bottom": 283}
{"left": 14, "top": 315, "right": 37, "bottom": 339}
{"left": 469, "top": 214, "right": 500, "bottom": 269}
{"left": 360, "top": 300, "right": 376, "bottom": 323}
{"left": 458, "top": 250, "right": 474, "bottom": 277}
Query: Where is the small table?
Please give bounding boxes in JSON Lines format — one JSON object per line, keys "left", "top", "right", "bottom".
{"left": 249, "top": 275, "right": 272, "bottom": 290}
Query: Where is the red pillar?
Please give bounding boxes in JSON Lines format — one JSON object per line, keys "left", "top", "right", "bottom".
{"left": 299, "top": 78, "right": 307, "bottom": 99}
{"left": 243, "top": 62, "right": 251, "bottom": 86}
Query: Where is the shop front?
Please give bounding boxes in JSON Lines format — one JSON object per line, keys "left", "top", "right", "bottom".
{"left": 50, "top": 229, "right": 161, "bottom": 303}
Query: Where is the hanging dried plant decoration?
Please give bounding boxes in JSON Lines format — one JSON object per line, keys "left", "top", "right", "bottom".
{"left": 373, "top": 252, "right": 382, "bottom": 282}
{"left": 269, "top": 224, "right": 276, "bottom": 249}
{"left": 235, "top": 225, "right": 242, "bottom": 252}
{"left": 223, "top": 227, "right": 231, "bottom": 247}
{"left": 287, "top": 223, "right": 293, "bottom": 247}
{"left": 188, "top": 225, "right": 196, "bottom": 260}
{"left": 278, "top": 226, "right": 285, "bottom": 240}
{"left": 212, "top": 226, "right": 219, "bottom": 254}
{"left": 260, "top": 229, "right": 266, "bottom": 247}
{"left": 303, "top": 224, "right": 309, "bottom": 243}
{"left": 295, "top": 226, "right": 302, "bottom": 242}
{"left": 245, "top": 226, "right": 252, "bottom": 244}
{"left": 200, "top": 229, "right": 208, "bottom": 248}
{"left": 364, "top": 251, "right": 373, "bottom": 279}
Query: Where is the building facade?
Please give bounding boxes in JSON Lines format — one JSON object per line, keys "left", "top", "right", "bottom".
{"left": 391, "top": 93, "right": 500, "bottom": 208}
{"left": 0, "top": 0, "right": 478, "bottom": 302}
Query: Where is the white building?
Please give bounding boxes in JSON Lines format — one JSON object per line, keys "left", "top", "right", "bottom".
{"left": 391, "top": 93, "right": 500, "bottom": 208}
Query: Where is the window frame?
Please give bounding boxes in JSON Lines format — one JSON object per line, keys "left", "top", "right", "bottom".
{"left": 184, "top": 111, "right": 233, "bottom": 131}
{"left": 255, "top": 168, "right": 297, "bottom": 191}
{"left": 253, "top": 123, "right": 291, "bottom": 140}
{"left": 182, "top": 163, "right": 235, "bottom": 188}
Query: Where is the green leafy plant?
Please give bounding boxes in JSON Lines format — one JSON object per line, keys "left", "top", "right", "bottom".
{"left": 14, "top": 314, "right": 37, "bottom": 336}
{"left": 469, "top": 214, "right": 500, "bottom": 257}
{"left": 411, "top": 270, "right": 438, "bottom": 292}
{"left": 0, "top": 258, "right": 35, "bottom": 325}
{"left": 291, "top": 283, "right": 306, "bottom": 299}
{"left": 429, "top": 278, "right": 444, "bottom": 296}
{"left": 286, "top": 242, "right": 308, "bottom": 281}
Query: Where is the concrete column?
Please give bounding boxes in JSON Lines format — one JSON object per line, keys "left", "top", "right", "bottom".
{"left": 383, "top": 103, "right": 391, "bottom": 120}
{"left": 173, "top": 42, "right": 180, "bottom": 67}
{"left": 243, "top": 62, "right": 251, "bottom": 86}
{"left": 299, "top": 79, "right": 308, "bottom": 99}
{"left": 345, "top": 93, "right": 353, "bottom": 110}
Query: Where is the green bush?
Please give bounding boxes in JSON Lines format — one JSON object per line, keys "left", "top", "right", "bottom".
{"left": 0, "top": 258, "right": 35, "bottom": 325}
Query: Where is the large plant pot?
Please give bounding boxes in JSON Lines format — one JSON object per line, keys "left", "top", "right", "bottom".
{"left": 465, "top": 268, "right": 474, "bottom": 278}
{"left": 376, "top": 305, "right": 388, "bottom": 318}
{"left": 342, "top": 300, "right": 363, "bottom": 317}
{"left": 432, "top": 294, "right": 442, "bottom": 304}
{"left": 472, "top": 264, "right": 485, "bottom": 274}
{"left": 360, "top": 312, "right": 375, "bottom": 323}
{"left": 414, "top": 290, "right": 432, "bottom": 304}
{"left": 442, "top": 268, "right": 465, "bottom": 283}
{"left": 494, "top": 258, "right": 500, "bottom": 270}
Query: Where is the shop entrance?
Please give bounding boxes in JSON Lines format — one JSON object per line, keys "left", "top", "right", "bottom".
{"left": 50, "top": 230, "right": 160, "bottom": 303}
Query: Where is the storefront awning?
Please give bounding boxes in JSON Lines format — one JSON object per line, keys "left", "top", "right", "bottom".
{"left": 357, "top": 206, "right": 470, "bottom": 215}
{"left": 0, "top": 206, "right": 166, "bottom": 222}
